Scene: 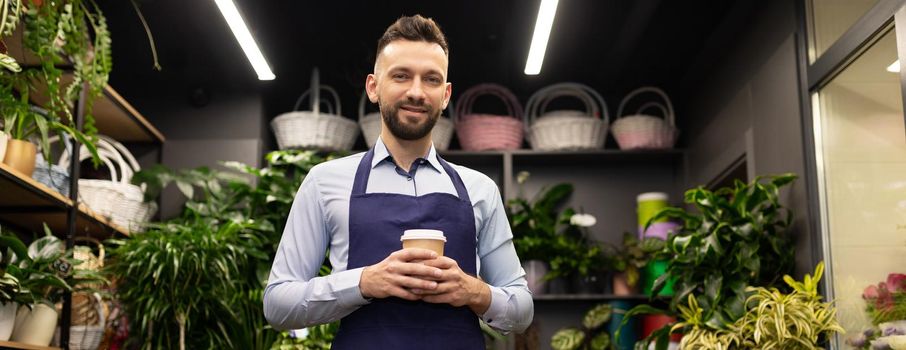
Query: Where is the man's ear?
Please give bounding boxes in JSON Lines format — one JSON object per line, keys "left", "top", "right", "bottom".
{"left": 365, "top": 74, "right": 379, "bottom": 103}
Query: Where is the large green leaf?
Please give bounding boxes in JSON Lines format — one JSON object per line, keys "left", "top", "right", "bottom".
{"left": 582, "top": 303, "right": 612, "bottom": 330}
{"left": 550, "top": 328, "right": 584, "bottom": 350}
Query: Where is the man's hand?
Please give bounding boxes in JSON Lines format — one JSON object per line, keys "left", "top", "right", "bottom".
{"left": 360, "top": 248, "right": 444, "bottom": 301}
{"left": 413, "top": 256, "right": 491, "bottom": 315}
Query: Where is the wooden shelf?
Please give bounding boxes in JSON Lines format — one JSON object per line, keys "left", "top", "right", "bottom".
{"left": 0, "top": 163, "right": 129, "bottom": 239}
{"left": 0, "top": 340, "right": 61, "bottom": 350}
{"left": 28, "top": 75, "right": 165, "bottom": 143}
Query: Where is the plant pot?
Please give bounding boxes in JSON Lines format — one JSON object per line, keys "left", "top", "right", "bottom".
{"left": 522, "top": 260, "right": 549, "bottom": 295}
{"left": 3, "top": 139, "right": 37, "bottom": 176}
{"left": 0, "top": 301, "right": 16, "bottom": 341}
{"left": 613, "top": 271, "right": 637, "bottom": 296}
{"left": 11, "top": 303, "right": 58, "bottom": 346}
{"left": 0, "top": 131, "right": 8, "bottom": 164}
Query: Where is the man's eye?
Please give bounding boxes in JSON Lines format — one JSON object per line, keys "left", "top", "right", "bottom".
{"left": 393, "top": 74, "right": 408, "bottom": 80}
{"left": 426, "top": 77, "right": 442, "bottom": 84}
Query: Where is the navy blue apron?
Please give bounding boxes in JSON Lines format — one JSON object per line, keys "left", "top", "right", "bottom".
{"left": 332, "top": 148, "right": 485, "bottom": 349}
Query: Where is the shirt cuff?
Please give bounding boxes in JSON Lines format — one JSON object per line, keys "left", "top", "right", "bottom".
{"left": 481, "top": 286, "right": 512, "bottom": 330}
{"left": 333, "top": 267, "right": 371, "bottom": 308}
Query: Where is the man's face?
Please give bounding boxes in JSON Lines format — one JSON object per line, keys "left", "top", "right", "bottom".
{"left": 366, "top": 40, "right": 451, "bottom": 141}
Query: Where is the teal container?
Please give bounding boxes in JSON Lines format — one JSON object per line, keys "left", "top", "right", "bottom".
{"left": 642, "top": 260, "right": 675, "bottom": 297}
{"left": 608, "top": 300, "right": 638, "bottom": 350}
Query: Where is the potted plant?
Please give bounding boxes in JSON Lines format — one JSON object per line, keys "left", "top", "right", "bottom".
{"left": 0, "top": 225, "right": 29, "bottom": 340}
{"left": 620, "top": 174, "right": 799, "bottom": 348}
{"left": 0, "top": 0, "right": 114, "bottom": 175}
{"left": 551, "top": 303, "right": 613, "bottom": 350}
{"left": 604, "top": 232, "right": 664, "bottom": 296}
{"left": 7, "top": 227, "right": 106, "bottom": 346}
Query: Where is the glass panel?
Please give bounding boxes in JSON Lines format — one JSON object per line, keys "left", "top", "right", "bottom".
{"left": 809, "top": 0, "right": 879, "bottom": 62}
{"left": 813, "top": 28, "right": 906, "bottom": 343}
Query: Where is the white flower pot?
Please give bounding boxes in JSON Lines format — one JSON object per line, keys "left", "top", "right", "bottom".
{"left": 0, "top": 130, "right": 8, "bottom": 164}
{"left": 0, "top": 301, "right": 16, "bottom": 341}
{"left": 11, "top": 303, "right": 58, "bottom": 346}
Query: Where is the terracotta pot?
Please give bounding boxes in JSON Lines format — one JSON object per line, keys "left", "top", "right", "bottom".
{"left": 11, "top": 303, "right": 58, "bottom": 346}
{"left": 0, "top": 131, "right": 7, "bottom": 164}
{"left": 3, "top": 139, "right": 37, "bottom": 176}
{"left": 613, "top": 271, "right": 637, "bottom": 296}
{"left": 0, "top": 301, "right": 16, "bottom": 341}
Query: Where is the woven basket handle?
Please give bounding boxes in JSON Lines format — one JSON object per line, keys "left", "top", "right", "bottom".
{"left": 358, "top": 91, "right": 375, "bottom": 121}
{"left": 74, "top": 236, "right": 105, "bottom": 264}
{"left": 292, "top": 86, "right": 340, "bottom": 115}
{"left": 525, "top": 83, "right": 609, "bottom": 127}
{"left": 616, "top": 87, "right": 675, "bottom": 125}
{"left": 454, "top": 83, "right": 522, "bottom": 124}
{"left": 57, "top": 136, "right": 141, "bottom": 184}
{"left": 635, "top": 102, "right": 674, "bottom": 126}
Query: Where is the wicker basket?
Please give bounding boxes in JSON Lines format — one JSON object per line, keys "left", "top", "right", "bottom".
{"left": 67, "top": 293, "right": 106, "bottom": 350}
{"left": 454, "top": 84, "right": 524, "bottom": 151}
{"left": 358, "top": 92, "right": 455, "bottom": 150}
{"left": 612, "top": 87, "right": 679, "bottom": 150}
{"left": 33, "top": 159, "right": 70, "bottom": 197}
{"left": 58, "top": 136, "right": 155, "bottom": 233}
{"left": 271, "top": 68, "right": 359, "bottom": 151}
{"left": 525, "top": 83, "right": 609, "bottom": 151}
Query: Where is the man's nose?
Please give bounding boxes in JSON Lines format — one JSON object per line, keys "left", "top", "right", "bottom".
{"left": 405, "top": 79, "right": 427, "bottom": 102}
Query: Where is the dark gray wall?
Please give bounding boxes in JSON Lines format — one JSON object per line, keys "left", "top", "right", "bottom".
{"left": 680, "top": 0, "right": 813, "bottom": 275}
{"left": 129, "top": 90, "right": 266, "bottom": 219}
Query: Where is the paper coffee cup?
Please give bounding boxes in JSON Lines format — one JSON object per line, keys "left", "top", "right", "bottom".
{"left": 401, "top": 229, "right": 446, "bottom": 256}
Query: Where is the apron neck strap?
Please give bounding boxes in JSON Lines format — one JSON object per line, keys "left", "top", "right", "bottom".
{"left": 352, "top": 147, "right": 472, "bottom": 203}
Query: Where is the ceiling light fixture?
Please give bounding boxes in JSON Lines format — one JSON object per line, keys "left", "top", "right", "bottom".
{"left": 887, "top": 60, "right": 900, "bottom": 73}
{"left": 524, "top": 0, "right": 559, "bottom": 75}
{"left": 214, "top": 0, "right": 275, "bottom": 80}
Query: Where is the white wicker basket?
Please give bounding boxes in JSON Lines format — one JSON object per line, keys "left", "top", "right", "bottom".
{"left": 271, "top": 68, "right": 359, "bottom": 151}
{"left": 525, "top": 83, "right": 609, "bottom": 151}
{"left": 357, "top": 92, "right": 454, "bottom": 150}
{"left": 612, "top": 87, "right": 679, "bottom": 150}
{"left": 58, "top": 136, "right": 155, "bottom": 233}
{"left": 69, "top": 293, "right": 105, "bottom": 350}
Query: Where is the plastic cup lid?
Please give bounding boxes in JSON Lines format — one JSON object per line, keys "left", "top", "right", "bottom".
{"left": 637, "top": 192, "right": 668, "bottom": 202}
{"left": 401, "top": 229, "right": 446, "bottom": 242}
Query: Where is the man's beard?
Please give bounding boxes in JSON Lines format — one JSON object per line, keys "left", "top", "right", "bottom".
{"left": 380, "top": 99, "right": 440, "bottom": 141}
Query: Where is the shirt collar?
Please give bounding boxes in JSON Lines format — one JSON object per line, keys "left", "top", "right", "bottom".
{"left": 372, "top": 136, "right": 443, "bottom": 173}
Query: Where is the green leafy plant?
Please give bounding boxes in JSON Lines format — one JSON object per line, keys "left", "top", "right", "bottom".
{"left": 116, "top": 150, "right": 342, "bottom": 349}
{"left": 506, "top": 171, "right": 605, "bottom": 280}
{"left": 107, "top": 219, "right": 269, "bottom": 350}
{"left": 620, "top": 174, "right": 799, "bottom": 349}
{"left": 732, "top": 261, "right": 843, "bottom": 349}
{"left": 0, "top": 225, "right": 29, "bottom": 304}
{"left": 551, "top": 303, "right": 612, "bottom": 350}
{"left": 604, "top": 232, "right": 665, "bottom": 289}
{"left": 650, "top": 174, "right": 797, "bottom": 327}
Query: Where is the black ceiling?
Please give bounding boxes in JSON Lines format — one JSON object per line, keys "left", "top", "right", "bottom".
{"left": 98, "top": 0, "right": 755, "bottom": 122}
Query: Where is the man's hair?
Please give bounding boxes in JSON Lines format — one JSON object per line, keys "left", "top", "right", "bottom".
{"left": 376, "top": 14, "right": 448, "bottom": 58}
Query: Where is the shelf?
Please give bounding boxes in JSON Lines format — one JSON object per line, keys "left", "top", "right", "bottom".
{"left": 533, "top": 294, "right": 652, "bottom": 301}
{"left": 509, "top": 149, "right": 684, "bottom": 166}
{"left": 28, "top": 75, "right": 165, "bottom": 143}
{"left": 0, "top": 340, "right": 61, "bottom": 350}
{"left": 0, "top": 163, "right": 129, "bottom": 239}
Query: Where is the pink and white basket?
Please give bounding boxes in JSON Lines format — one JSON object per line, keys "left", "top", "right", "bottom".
{"left": 358, "top": 92, "right": 455, "bottom": 150}
{"left": 271, "top": 68, "right": 359, "bottom": 151}
{"left": 525, "top": 83, "right": 609, "bottom": 151}
{"left": 612, "top": 87, "right": 679, "bottom": 150}
{"left": 454, "top": 84, "right": 524, "bottom": 151}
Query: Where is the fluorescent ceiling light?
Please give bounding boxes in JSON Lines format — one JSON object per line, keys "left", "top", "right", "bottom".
{"left": 214, "top": 0, "right": 275, "bottom": 80}
{"left": 887, "top": 60, "right": 900, "bottom": 73}
{"left": 524, "top": 0, "right": 559, "bottom": 75}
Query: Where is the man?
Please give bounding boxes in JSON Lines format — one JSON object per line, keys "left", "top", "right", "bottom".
{"left": 264, "top": 15, "right": 533, "bottom": 349}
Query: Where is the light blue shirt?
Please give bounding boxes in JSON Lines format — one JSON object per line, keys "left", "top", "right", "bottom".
{"left": 264, "top": 138, "right": 534, "bottom": 333}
